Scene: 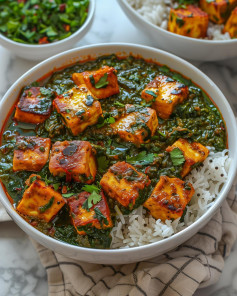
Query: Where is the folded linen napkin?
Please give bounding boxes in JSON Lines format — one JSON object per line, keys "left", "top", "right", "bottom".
{"left": 29, "top": 183, "right": 237, "bottom": 296}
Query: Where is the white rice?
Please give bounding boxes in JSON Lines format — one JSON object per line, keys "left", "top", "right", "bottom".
{"left": 126, "top": 0, "right": 231, "bottom": 40}
{"left": 111, "top": 149, "right": 230, "bottom": 248}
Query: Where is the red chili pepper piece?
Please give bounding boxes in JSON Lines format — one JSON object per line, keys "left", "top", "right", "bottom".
{"left": 38, "top": 37, "right": 49, "bottom": 44}
{"left": 59, "top": 3, "right": 66, "bottom": 12}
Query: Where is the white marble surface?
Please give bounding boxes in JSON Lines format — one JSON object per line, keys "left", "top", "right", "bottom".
{"left": 0, "top": 0, "right": 237, "bottom": 295}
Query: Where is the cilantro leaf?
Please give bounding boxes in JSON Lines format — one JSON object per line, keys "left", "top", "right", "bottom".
{"left": 114, "top": 101, "right": 125, "bottom": 108}
{"left": 89, "top": 74, "right": 95, "bottom": 86}
{"left": 169, "top": 148, "right": 185, "bottom": 166}
{"left": 97, "top": 156, "right": 109, "bottom": 173}
{"left": 39, "top": 197, "right": 54, "bottom": 213}
{"left": 30, "top": 175, "right": 37, "bottom": 184}
{"left": 94, "top": 207, "right": 108, "bottom": 226}
{"left": 82, "top": 184, "right": 100, "bottom": 193}
{"left": 82, "top": 191, "right": 101, "bottom": 211}
{"left": 145, "top": 90, "right": 157, "bottom": 98}
{"left": 126, "top": 151, "right": 155, "bottom": 166}
{"left": 96, "top": 116, "right": 115, "bottom": 128}
{"left": 53, "top": 183, "right": 61, "bottom": 190}
{"left": 95, "top": 73, "right": 109, "bottom": 89}
{"left": 62, "top": 193, "right": 75, "bottom": 198}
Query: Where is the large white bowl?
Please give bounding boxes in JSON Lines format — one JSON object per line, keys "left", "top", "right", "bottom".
{"left": 0, "top": 0, "right": 95, "bottom": 61}
{"left": 0, "top": 43, "right": 236, "bottom": 264}
{"left": 117, "top": 0, "right": 237, "bottom": 61}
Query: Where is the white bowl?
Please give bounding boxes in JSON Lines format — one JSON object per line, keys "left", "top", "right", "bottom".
{"left": 0, "top": 43, "right": 236, "bottom": 264}
{"left": 0, "top": 0, "right": 95, "bottom": 61}
{"left": 117, "top": 0, "right": 237, "bottom": 61}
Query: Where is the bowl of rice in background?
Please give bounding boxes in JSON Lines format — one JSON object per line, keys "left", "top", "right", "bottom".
{"left": 117, "top": 0, "right": 237, "bottom": 61}
{"left": 0, "top": 43, "right": 237, "bottom": 264}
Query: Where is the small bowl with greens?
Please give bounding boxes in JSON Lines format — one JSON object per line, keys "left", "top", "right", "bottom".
{"left": 0, "top": 0, "right": 95, "bottom": 61}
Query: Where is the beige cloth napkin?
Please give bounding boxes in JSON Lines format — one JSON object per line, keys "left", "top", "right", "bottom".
{"left": 30, "top": 183, "right": 237, "bottom": 296}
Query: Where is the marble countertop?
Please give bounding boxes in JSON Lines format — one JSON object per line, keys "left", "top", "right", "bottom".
{"left": 0, "top": 0, "right": 237, "bottom": 295}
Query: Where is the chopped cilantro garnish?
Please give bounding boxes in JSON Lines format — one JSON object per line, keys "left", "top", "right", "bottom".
{"left": 82, "top": 191, "right": 101, "bottom": 211}
{"left": 30, "top": 176, "right": 37, "bottom": 184}
{"left": 96, "top": 116, "right": 115, "bottom": 128}
{"left": 169, "top": 148, "right": 185, "bottom": 166}
{"left": 97, "top": 156, "right": 109, "bottom": 173}
{"left": 114, "top": 101, "right": 125, "bottom": 108}
{"left": 53, "top": 183, "right": 60, "bottom": 191}
{"left": 95, "top": 73, "right": 109, "bottom": 89}
{"left": 184, "top": 183, "right": 192, "bottom": 190}
{"left": 62, "top": 193, "right": 75, "bottom": 198}
{"left": 89, "top": 74, "right": 95, "bottom": 86}
{"left": 176, "top": 17, "right": 185, "bottom": 28}
{"left": 39, "top": 197, "right": 54, "bottom": 213}
{"left": 94, "top": 207, "right": 108, "bottom": 226}
{"left": 145, "top": 90, "right": 157, "bottom": 98}
{"left": 75, "top": 109, "right": 85, "bottom": 116}
{"left": 39, "top": 146, "right": 45, "bottom": 152}
{"left": 82, "top": 184, "right": 100, "bottom": 193}
{"left": 85, "top": 95, "right": 94, "bottom": 106}
{"left": 126, "top": 151, "right": 155, "bottom": 166}
{"left": 158, "top": 131, "right": 166, "bottom": 138}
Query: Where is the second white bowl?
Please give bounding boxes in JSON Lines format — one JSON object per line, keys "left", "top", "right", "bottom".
{"left": 117, "top": 0, "right": 237, "bottom": 61}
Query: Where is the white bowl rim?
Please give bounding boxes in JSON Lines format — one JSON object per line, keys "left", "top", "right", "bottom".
{"left": 118, "top": 0, "right": 237, "bottom": 44}
{"left": 0, "top": 42, "right": 236, "bottom": 257}
{"left": 0, "top": 0, "right": 95, "bottom": 48}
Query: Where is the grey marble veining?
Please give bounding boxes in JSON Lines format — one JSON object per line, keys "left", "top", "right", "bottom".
{"left": 0, "top": 0, "right": 237, "bottom": 295}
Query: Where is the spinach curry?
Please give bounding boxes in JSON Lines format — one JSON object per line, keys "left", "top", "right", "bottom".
{"left": 0, "top": 55, "right": 226, "bottom": 249}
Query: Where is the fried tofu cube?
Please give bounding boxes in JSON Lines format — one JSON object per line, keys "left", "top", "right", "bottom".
{"left": 143, "top": 176, "right": 194, "bottom": 221}
{"left": 168, "top": 5, "right": 209, "bottom": 38}
{"left": 13, "top": 136, "right": 51, "bottom": 172}
{"left": 141, "top": 75, "right": 189, "bottom": 119}
{"left": 17, "top": 179, "right": 65, "bottom": 222}
{"left": 53, "top": 85, "right": 102, "bottom": 135}
{"left": 49, "top": 140, "right": 97, "bottom": 184}
{"left": 72, "top": 66, "right": 120, "bottom": 99}
{"left": 100, "top": 161, "right": 150, "bottom": 211}
{"left": 14, "top": 87, "right": 52, "bottom": 124}
{"left": 166, "top": 138, "right": 209, "bottom": 178}
{"left": 68, "top": 191, "right": 113, "bottom": 235}
{"left": 223, "top": 7, "right": 237, "bottom": 38}
{"left": 200, "top": 0, "right": 237, "bottom": 24}
{"left": 111, "top": 105, "right": 158, "bottom": 146}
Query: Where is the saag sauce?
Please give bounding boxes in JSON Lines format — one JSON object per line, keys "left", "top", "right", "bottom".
{"left": 0, "top": 55, "right": 226, "bottom": 249}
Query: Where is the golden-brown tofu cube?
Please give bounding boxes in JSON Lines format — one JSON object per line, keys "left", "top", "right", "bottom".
{"left": 72, "top": 66, "right": 120, "bottom": 99}
{"left": 49, "top": 140, "right": 97, "bottom": 184}
{"left": 13, "top": 136, "right": 51, "bottom": 172}
{"left": 141, "top": 75, "right": 189, "bottom": 119}
{"left": 100, "top": 161, "right": 150, "bottom": 211}
{"left": 166, "top": 138, "right": 209, "bottom": 178}
{"left": 143, "top": 176, "right": 195, "bottom": 221}
{"left": 14, "top": 87, "right": 52, "bottom": 124}
{"left": 17, "top": 179, "right": 65, "bottom": 222}
{"left": 200, "top": 0, "right": 237, "bottom": 24}
{"left": 53, "top": 85, "right": 102, "bottom": 136}
{"left": 223, "top": 7, "right": 237, "bottom": 38}
{"left": 168, "top": 5, "right": 209, "bottom": 38}
{"left": 111, "top": 105, "right": 158, "bottom": 146}
{"left": 68, "top": 191, "right": 113, "bottom": 235}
